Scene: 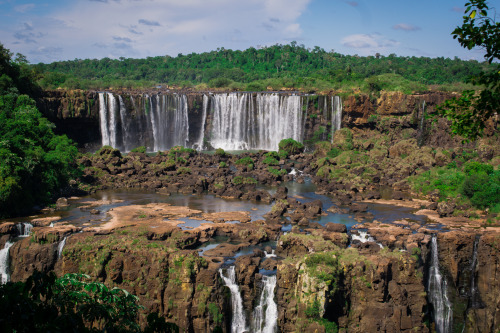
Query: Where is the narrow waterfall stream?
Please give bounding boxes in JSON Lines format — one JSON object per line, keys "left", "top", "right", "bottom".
{"left": 219, "top": 266, "right": 248, "bottom": 332}
{"left": 57, "top": 236, "right": 68, "bottom": 259}
{"left": 428, "top": 234, "right": 453, "bottom": 333}
{"left": 331, "top": 95, "right": 342, "bottom": 142}
{"left": 0, "top": 241, "right": 14, "bottom": 284}
{"left": 252, "top": 275, "right": 278, "bottom": 333}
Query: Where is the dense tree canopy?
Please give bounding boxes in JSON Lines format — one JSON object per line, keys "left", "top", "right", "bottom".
{"left": 0, "top": 44, "right": 79, "bottom": 218}
{"left": 33, "top": 42, "right": 494, "bottom": 93}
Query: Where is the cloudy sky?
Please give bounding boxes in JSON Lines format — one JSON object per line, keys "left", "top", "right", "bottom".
{"left": 0, "top": 0, "right": 494, "bottom": 64}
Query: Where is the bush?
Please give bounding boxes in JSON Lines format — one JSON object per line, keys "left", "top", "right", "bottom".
{"left": 235, "top": 157, "right": 254, "bottom": 166}
{"left": 130, "top": 146, "right": 147, "bottom": 153}
{"left": 462, "top": 170, "right": 500, "bottom": 209}
{"left": 215, "top": 148, "right": 226, "bottom": 157}
{"left": 263, "top": 152, "right": 279, "bottom": 166}
{"left": 278, "top": 138, "right": 304, "bottom": 156}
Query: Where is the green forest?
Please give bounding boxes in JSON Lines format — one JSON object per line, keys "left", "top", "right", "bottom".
{"left": 34, "top": 42, "right": 493, "bottom": 93}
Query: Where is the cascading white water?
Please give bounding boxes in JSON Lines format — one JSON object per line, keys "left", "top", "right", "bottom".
{"left": 331, "top": 96, "right": 342, "bottom": 142}
{"left": 16, "top": 223, "right": 33, "bottom": 237}
{"left": 219, "top": 266, "right": 247, "bottom": 332}
{"left": 351, "top": 230, "right": 383, "bottom": 248}
{"left": 194, "top": 94, "right": 209, "bottom": 150}
{"left": 252, "top": 275, "right": 278, "bottom": 333}
{"left": 428, "top": 234, "right": 453, "bottom": 333}
{"left": 57, "top": 236, "right": 68, "bottom": 259}
{"left": 0, "top": 241, "right": 14, "bottom": 284}
{"left": 264, "top": 250, "right": 276, "bottom": 258}
{"left": 210, "top": 93, "right": 304, "bottom": 151}
{"left": 98, "top": 93, "right": 190, "bottom": 152}
{"left": 99, "top": 92, "right": 110, "bottom": 146}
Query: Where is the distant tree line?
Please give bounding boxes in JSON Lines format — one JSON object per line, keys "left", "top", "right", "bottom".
{"left": 33, "top": 42, "right": 493, "bottom": 93}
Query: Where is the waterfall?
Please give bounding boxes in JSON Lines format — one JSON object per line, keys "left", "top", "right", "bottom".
{"left": 57, "top": 236, "right": 68, "bottom": 259}
{"left": 219, "top": 266, "right": 248, "bottom": 332}
{"left": 194, "top": 94, "right": 209, "bottom": 150}
{"left": 98, "top": 93, "right": 190, "bottom": 152}
{"left": 428, "top": 234, "right": 453, "bottom": 333}
{"left": 210, "top": 93, "right": 304, "bottom": 151}
{"left": 331, "top": 96, "right": 342, "bottom": 142}
{"left": 252, "top": 275, "right": 278, "bottom": 333}
{"left": 99, "top": 92, "right": 110, "bottom": 146}
{"left": 469, "top": 235, "right": 482, "bottom": 309}
{"left": 0, "top": 241, "right": 14, "bottom": 284}
{"left": 16, "top": 223, "right": 33, "bottom": 237}
{"left": 264, "top": 250, "right": 276, "bottom": 258}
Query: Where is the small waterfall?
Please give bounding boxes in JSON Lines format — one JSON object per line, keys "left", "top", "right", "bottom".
{"left": 57, "top": 236, "right": 68, "bottom": 259}
{"left": 428, "top": 234, "right": 453, "bottom": 333}
{"left": 252, "top": 275, "right": 278, "bottom": 333}
{"left": 0, "top": 241, "right": 14, "bottom": 284}
{"left": 331, "top": 96, "right": 342, "bottom": 142}
{"left": 351, "top": 230, "right": 383, "bottom": 248}
{"left": 16, "top": 223, "right": 33, "bottom": 237}
{"left": 210, "top": 93, "right": 304, "bottom": 151}
{"left": 469, "top": 235, "right": 483, "bottom": 309}
{"left": 219, "top": 266, "right": 248, "bottom": 332}
{"left": 264, "top": 250, "right": 276, "bottom": 258}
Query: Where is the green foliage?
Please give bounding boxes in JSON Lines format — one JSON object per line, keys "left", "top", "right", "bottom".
{"left": 176, "top": 167, "right": 191, "bottom": 175}
{"left": 326, "top": 148, "right": 342, "bottom": 158}
{"left": 267, "top": 166, "right": 287, "bottom": 177}
{"left": 232, "top": 176, "right": 257, "bottom": 185}
{"left": 305, "top": 298, "right": 322, "bottom": 319}
{"left": 461, "top": 169, "right": 500, "bottom": 209}
{"left": 215, "top": 148, "right": 226, "bottom": 156}
{"left": 263, "top": 152, "right": 280, "bottom": 166}
{"left": 436, "top": 0, "right": 500, "bottom": 140}
{"left": 0, "top": 271, "right": 155, "bottom": 332}
{"left": 130, "top": 146, "right": 147, "bottom": 153}
{"left": 0, "top": 94, "right": 79, "bottom": 218}
{"left": 278, "top": 138, "right": 305, "bottom": 156}
{"left": 410, "top": 161, "right": 499, "bottom": 210}
{"left": 218, "top": 161, "right": 227, "bottom": 168}
{"left": 207, "top": 302, "right": 223, "bottom": 325}
{"left": 33, "top": 42, "right": 493, "bottom": 93}
{"left": 235, "top": 157, "right": 254, "bottom": 166}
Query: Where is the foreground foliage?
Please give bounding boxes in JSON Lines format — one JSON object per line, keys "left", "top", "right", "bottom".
{"left": 436, "top": 0, "right": 500, "bottom": 140}
{"left": 0, "top": 43, "right": 79, "bottom": 218}
{"left": 0, "top": 271, "right": 178, "bottom": 332}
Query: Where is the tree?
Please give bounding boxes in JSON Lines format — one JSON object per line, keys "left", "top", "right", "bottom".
{"left": 436, "top": 0, "right": 499, "bottom": 140}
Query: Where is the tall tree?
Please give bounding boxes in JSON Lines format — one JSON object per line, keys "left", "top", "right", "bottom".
{"left": 437, "top": 0, "right": 499, "bottom": 140}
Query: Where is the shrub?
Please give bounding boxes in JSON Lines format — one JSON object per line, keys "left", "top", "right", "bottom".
{"left": 263, "top": 152, "right": 279, "bottom": 166}
{"left": 278, "top": 138, "right": 304, "bottom": 156}
{"left": 219, "top": 162, "right": 227, "bottom": 168}
{"left": 235, "top": 157, "right": 254, "bottom": 166}
{"left": 215, "top": 148, "right": 226, "bottom": 157}
{"left": 130, "top": 146, "right": 147, "bottom": 153}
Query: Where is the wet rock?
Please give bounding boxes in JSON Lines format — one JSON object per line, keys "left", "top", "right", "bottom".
{"left": 350, "top": 203, "right": 368, "bottom": 213}
{"left": 56, "top": 197, "right": 69, "bottom": 208}
{"left": 273, "top": 186, "right": 288, "bottom": 200}
{"left": 0, "top": 222, "right": 17, "bottom": 235}
{"left": 325, "top": 222, "right": 347, "bottom": 233}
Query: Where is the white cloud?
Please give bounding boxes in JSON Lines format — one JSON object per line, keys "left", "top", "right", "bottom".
{"left": 341, "top": 33, "right": 399, "bottom": 54}
{"left": 393, "top": 23, "right": 420, "bottom": 32}
{"left": 11, "top": 0, "right": 311, "bottom": 62}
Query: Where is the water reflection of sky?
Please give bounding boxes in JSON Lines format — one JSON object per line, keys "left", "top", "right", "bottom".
{"left": 7, "top": 181, "right": 429, "bottom": 230}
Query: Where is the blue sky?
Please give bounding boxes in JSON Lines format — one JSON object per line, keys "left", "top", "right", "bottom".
{"left": 0, "top": 0, "right": 496, "bottom": 64}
